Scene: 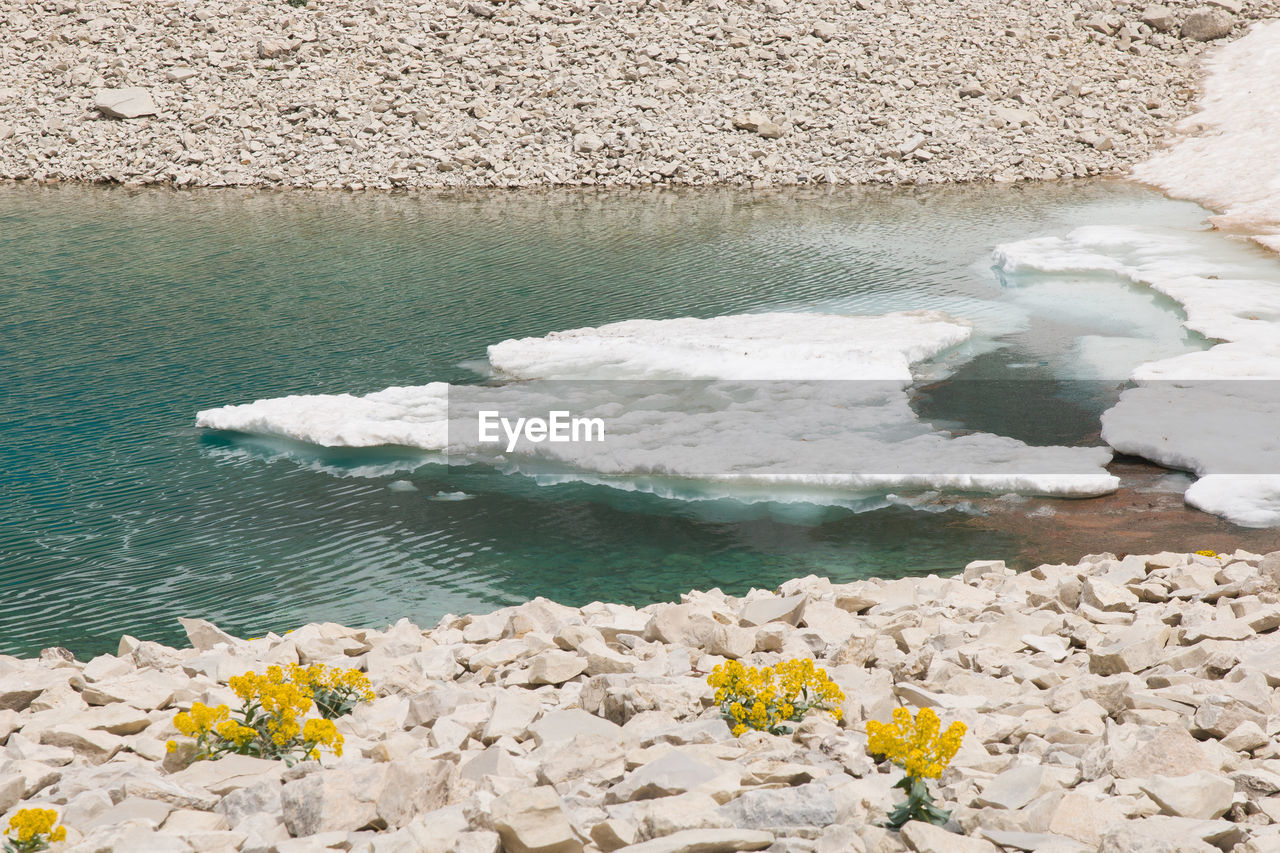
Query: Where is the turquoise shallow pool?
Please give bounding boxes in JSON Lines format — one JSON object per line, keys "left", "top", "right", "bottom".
{"left": 3, "top": 180, "right": 1276, "bottom": 657}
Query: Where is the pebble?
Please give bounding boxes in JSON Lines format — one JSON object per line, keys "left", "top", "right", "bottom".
{"left": 3, "top": 550, "right": 1280, "bottom": 851}
{"left": 0, "top": 0, "right": 1274, "bottom": 189}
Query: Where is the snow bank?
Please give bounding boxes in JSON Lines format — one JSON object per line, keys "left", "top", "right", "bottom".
{"left": 1132, "top": 20, "right": 1280, "bottom": 254}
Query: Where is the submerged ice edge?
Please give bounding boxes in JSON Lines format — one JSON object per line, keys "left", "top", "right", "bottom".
{"left": 993, "top": 224, "right": 1280, "bottom": 527}
{"left": 195, "top": 311, "right": 1120, "bottom": 504}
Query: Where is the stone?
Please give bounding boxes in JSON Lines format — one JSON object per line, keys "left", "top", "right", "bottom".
{"left": 377, "top": 757, "right": 451, "bottom": 828}
{"left": 170, "top": 754, "right": 284, "bottom": 795}
{"left": 1140, "top": 5, "right": 1177, "bottom": 32}
{"left": 1220, "top": 720, "right": 1269, "bottom": 752}
{"left": 178, "top": 618, "right": 240, "bottom": 651}
{"left": 81, "top": 672, "right": 181, "bottom": 709}
{"left": 609, "top": 750, "right": 730, "bottom": 802}
{"left": 963, "top": 560, "right": 1007, "bottom": 582}
{"left": 482, "top": 691, "right": 541, "bottom": 741}
{"left": 461, "top": 744, "right": 521, "bottom": 782}
{"left": 613, "top": 828, "right": 774, "bottom": 853}
{"left": 1093, "top": 725, "right": 1216, "bottom": 780}
{"left": 530, "top": 708, "right": 624, "bottom": 748}
{"left": 490, "top": 786, "right": 582, "bottom": 853}
{"left": 975, "top": 764, "right": 1056, "bottom": 810}
{"left": 812, "top": 22, "right": 838, "bottom": 41}
{"left": 527, "top": 650, "right": 588, "bottom": 685}
{"left": 573, "top": 133, "right": 604, "bottom": 154}
{"left": 1192, "top": 694, "right": 1265, "bottom": 738}
{"left": 1098, "top": 821, "right": 1218, "bottom": 852}
{"left": 1138, "top": 772, "right": 1235, "bottom": 819}
{"left": 643, "top": 605, "right": 754, "bottom": 660}
{"left": 738, "top": 595, "right": 806, "bottom": 627}
{"left": 1081, "top": 577, "right": 1139, "bottom": 611}
{"left": 82, "top": 796, "right": 174, "bottom": 830}
{"left": 0, "top": 669, "right": 67, "bottom": 711}
{"left": 1045, "top": 791, "right": 1126, "bottom": 846}
{"left": 1180, "top": 8, "right": 1234, "bottom": 40}
{"left": 93, "top": 88, "right": 158, "bottom": 119}
{"left": 215, "top": 780, "right": 281, "bottom": 826}
{"left": 592, "top": 818, "right": 638, "bottom": 851}
{"left": 716, "top": 782, "right": 837, "bottom": 830}
{"left": 1089, "top": 626, "right": 1169, "bottom": 675}
{"left": 0, "top": 775, "right": 24, "bottom": 814}
{"left": 899, "top": 821, "right": 998, "bottom": 853}
{"left": 731, "top": 112, "right": 786, "bottom": 140}
{"left": 39, "top": 726, "right": 123, "bottom": 764}
{"left": 279, "top": 765, "right": 388, "bottom": 836}
{"left": 626, "top": 792, "right": 731, "bottom": 839}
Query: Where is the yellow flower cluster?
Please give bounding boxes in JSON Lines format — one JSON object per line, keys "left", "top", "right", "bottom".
{"left": 707, "top": 658, "right": 845, "bottom": 737}
{"left": 169, "top": 666, "right": 347, "bottom": 764}
{"left": 231, "top": 666, "right": 315, "bottom": 747}
{"left": 302, "top": 718, "right": 343, "bottom": 755}
{"left": 173, "top": 702, "right": 229, "bottom": 738}
{"left": 866, "top": 707, "right": 966, "bottom": 780}
{"left": 287, "top": 663, "right": 374, "bottom": 718}
{"left": 5, "top": 808, "right": 66, "bottom": 851}
{"left": 289, "top": 663, "right": 374, "bottom": 698}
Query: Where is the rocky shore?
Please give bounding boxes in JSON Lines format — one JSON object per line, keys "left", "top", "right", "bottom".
{"left": 4, "top": 550, "right": 1280, "bottom": 852}
{"left": 0, "top": 0, "right": 1277, "bottom": 190}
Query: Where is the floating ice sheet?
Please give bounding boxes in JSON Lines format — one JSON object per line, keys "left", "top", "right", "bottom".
{"left": 485, "top": 311, "right": 972, "bottom": 382}
{"left": 197, "top": 312, "right": 1119, "bottom": 504}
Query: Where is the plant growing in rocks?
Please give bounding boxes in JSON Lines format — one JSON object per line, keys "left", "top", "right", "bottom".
{"left": 866, "top": 706, "right": 966, "bottom": 829}
{"left": 168, "top": 665, "right": 343, "bottom": 764}
{"left": 707, "top": 658, "right": 845, "bottom": 736}
{"left": 4, "top": 809, "right": 66, "bottom": 853}
{"left": 287, "top": 662, "right": 375, "bottom": 718}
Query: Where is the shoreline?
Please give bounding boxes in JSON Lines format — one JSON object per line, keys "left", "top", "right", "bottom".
{"left": 3, "top": 548, "right": 1280, "bottom": 851}
{"left": 2, "top": 0, "right": 1277, "bottom": 191}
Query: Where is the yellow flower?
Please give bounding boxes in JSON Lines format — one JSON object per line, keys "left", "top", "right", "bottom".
{"left": 707, "top": 658, "right": 844, "bottom": 736}
{"left": 174, "top": 702, "right": 230, "bottom": 737}
{"left": 216, "top": 720, "right": 259, "bottom": 748}
{"left": 866, "top": 706, "right": 966, "bottom": 780}
{"left": 6, "top": 808, "right": 63, "bottom": 844}
{"left": 302, "top": 718, "right": 344, "bottom": 757}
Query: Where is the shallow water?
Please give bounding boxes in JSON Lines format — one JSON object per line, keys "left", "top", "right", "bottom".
{"left": 3, "top": 180, "right": 1279, "bottom": 657}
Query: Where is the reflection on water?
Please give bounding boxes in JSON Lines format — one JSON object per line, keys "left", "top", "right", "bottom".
{"left": 2, "top": 180, "right": 1276, "bottom": 657}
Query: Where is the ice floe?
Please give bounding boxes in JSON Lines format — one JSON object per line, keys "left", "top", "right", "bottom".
{"left": 485, "top": 311, "right": 973, "bottom": 381}
{"left": 198, "top": 311, "right": 1119, "bottom": 504}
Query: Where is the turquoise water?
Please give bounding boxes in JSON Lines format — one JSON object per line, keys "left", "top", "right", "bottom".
{"left": 0, "top": 180, "right": 1258, "bottom": 657}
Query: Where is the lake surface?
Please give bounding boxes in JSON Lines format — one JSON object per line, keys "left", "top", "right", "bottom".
{"left": 5, "top": 180, "right": 1280, "bottom": 657}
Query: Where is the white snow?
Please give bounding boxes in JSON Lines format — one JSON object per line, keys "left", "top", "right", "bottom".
{"left": 198, "top": 311, "right": 1119, "bottom": 503}
{"left": 1132, "top": 20, "right": 1280, "bottom": 253}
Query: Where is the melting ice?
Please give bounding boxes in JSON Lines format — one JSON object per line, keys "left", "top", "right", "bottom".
{"left": 197, "top": 311, "right": 1119, "bottom": 506}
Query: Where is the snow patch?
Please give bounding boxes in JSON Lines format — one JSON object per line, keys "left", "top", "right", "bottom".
{"left": 1132, "top": 20, "right": 1280, "bottom": 252}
